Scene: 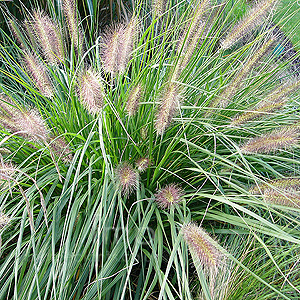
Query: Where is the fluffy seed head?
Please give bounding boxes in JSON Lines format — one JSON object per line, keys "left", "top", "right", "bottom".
{"left": 0, "top": 96, "right": 48, "bottom": 142}
{"left": 79, "top": 69, "right": 104, "bottom": 115}
{"left": 183, "top": 223, "right": 223, "bottom": 270}
{"left": 240, "top": 126, "right": 300, "bottom": 154}
{"left": 126, "top": 84, "right": 142, "bottom": 117}
{"left": 135, "top": 157, "right": 151, "bottom": 173}
{"left": 250, "top": 177, "right": 300, "bottom": 195}
{"left": 31, "top": 10, "right": 64, "bottom": 64}
{"left": 154, "top": 183, "right": 184, "bottom": 209}
{"left": 221, "top": 0, "right": 278, "bottom": 49}
{"left": 263, "top": 188, "right": 300, "bottom": 209}
{"left": 155, "top": 83, "right": 182, "bottom": 135}
{"left": 115, "top": 162, "right": 138, "bottom": 196}
{"left": 14, "top": 109, "right": 48, "bottom": 142}
{"left": 101, "top": 17, "right": 138, "bottom": 75}
{"left": 0, "top": 212, "right": 10, "bottom": 229}
{"left": 23, "top": 51, "right": 54, "bottom": 97}
{"left": 152, "top": 0, "right": 168, "bottom": 17}
{"left": 231, "top": 99, "right": 287, "bottom": 126}
{"left": 62, "top": 0, "right": 84, "bottom": 52}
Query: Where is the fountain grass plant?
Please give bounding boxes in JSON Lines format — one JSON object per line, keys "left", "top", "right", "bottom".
{"left": 0, "top": 0, "right": 300, "bottom": 299}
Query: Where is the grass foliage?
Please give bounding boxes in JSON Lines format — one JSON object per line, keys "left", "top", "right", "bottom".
{"left": 0, "top": 0, "right": 300, "bottom": 299}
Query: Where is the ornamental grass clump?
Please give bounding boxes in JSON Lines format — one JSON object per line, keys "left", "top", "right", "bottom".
{"left": 1, "top": 0, "right": 300, "bottom": 299}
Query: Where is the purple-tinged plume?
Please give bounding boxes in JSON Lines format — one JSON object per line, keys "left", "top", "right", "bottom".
{"left": 154, "top": 183, "right": 184, "bottom": 209}
{"left": 183, "top": 223, "right": 223, "bottom": 271}
{"left": 115, "top": 162, "right": 138, "bottom": 196}
{"left": 79, "top": 69, "right": 105, "bottom": 115}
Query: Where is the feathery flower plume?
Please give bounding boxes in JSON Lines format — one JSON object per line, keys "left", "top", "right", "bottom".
{"left": 101, "top": 17, "right": 138, "bottom": 75}
{"left": 23, "top": 51, "right": 54, "bottom": 97}
{"left": 118, "top": 17, "right": 139, "bottom": 74}
{"left": 154, "top": 183, "right": 184, "bottom": 209}
{"left": 115, "top": 162, "right": 138, "bottom": 196}
{"left": 240, "top": 126, "right": 300, "bottom": 154}
{"left": 231, "top": 98, "right": 287, "bottom": 126}
{"left": 0, "top": 96, "right": 48, "bottom": 142}
{"left": 0, "top": 212, "right": 10, "bottom": 229}
{"left": 62, "top": 0, "right": 84, "bottom": 52}
{"left": 155, "top": 83, "right": 182, "bottom": 135}
{"left": 49, "top": 136, "right": 73, "bottom": 163}
{"left": 79, "top": 69, "right": 104, "bottom": 115}
{"left": 263, "top": 188, "right": 300, "bottom": 208}
{"left": 183, "top": 223, "right": 223, "bottom": 270}
{"left": 14, "top": 109, "right": 48, "bottom": 142}
{"left": 126, "top": 83, "right": 142, "bottom": 117}
{"left": 152, "top": 0, "right": 168, "bottom": 17}
{"left": 249, "top": 177, "right": 300, "bottom": 195}
{"left": 135, "top": 157, "right": 151, "bottom": 173}
{"left": 215, "top": 38, "right": 275, "bottom": 109}
{"left": 265, "top": 77, "right": 300, "bottom": 104}
{"left": 31, "top": 10, "right": 64, "bottom": 64}
{"left": 221, "top": 0, "right": 278, "bottom": 49}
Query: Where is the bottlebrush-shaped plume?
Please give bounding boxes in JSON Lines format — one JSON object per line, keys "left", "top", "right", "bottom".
{"left": 214, "top": 38, "right": 275, "bottom": 109}
{"left": 118, "top": 17, "right": 139, "bottom": 73}
{"left": 49, "top": 135, "right": 73, "bottom": 163}
{"left": 23, "top": 51, "right": 54, "bottom": 97}
{"left": 79, "top": 69, "right": 104, "bottom": 115}
{"left": 126, "top": 83, "right": 142, "bottom": 117}
{"left": 221, "top": 0, "right": 278, "bottom": 49}
{"left": 249, "top": 177, "right": 300, "bottom": 194}
{"left": 240, "top": 126, "right": 300, "bottom": 154}
{"left": 0, "top": 212, "right": 10, "bottom": 229}
{"left": 115, "top": 162, "right": 138, "bottom": 196}
{"left": 135, "top": 157, "right": 151, "bottom": 173}
{"left": 152, "top": 0, "right": 168, "bottom": 17}
{"left": 154, "top": 183, "right": 184, "bottom": 209}
{"left": 265, "top": 77, "right": 300, "bottom": 104}
{"left": 183, "top": 223, "right": 223, "bottom": 271}
{"left": 31, "top": 10, "right": 64, "bottom": 64}
{"left": 263, "top": 188, "right": 300, "bottom": 209}
{"left": 231, "top": 98, "right": 287, "bottom": 126}
{"left": 0, "top": 96, "right": 48, "bottom": 142}
{"left": 155, "top": 83, "right": 182, "bottom": 135}
{"left": 62, "top": 0, "right": 84, "bottom": 52}
{"left": 101, "top": 17, "right": 138, "bottom": 75}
